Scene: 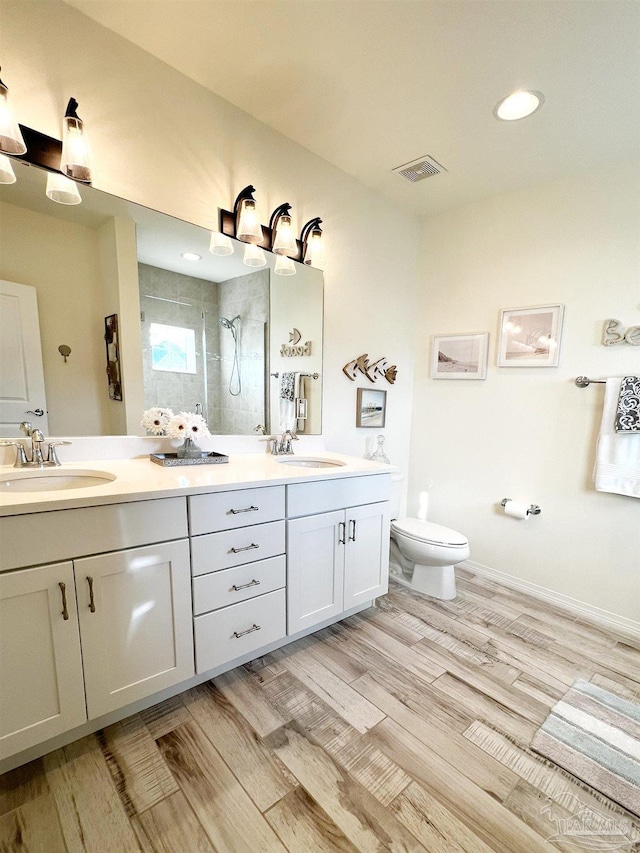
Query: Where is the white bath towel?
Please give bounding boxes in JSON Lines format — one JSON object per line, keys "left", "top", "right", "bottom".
{"left": 594, "top": 378, "right": 640, "bottom": 499}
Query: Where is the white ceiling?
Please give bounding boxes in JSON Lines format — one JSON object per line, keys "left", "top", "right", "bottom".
{"left": 64, "top": 0, "right": 640, "bottom": 219}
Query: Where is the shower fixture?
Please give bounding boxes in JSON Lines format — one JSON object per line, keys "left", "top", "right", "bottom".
{"left": 219, "top": 315, "right": 241, "bottom": 396}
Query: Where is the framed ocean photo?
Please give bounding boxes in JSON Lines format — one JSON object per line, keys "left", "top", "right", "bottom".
{"left": 431, "top": 333, "right": 489, "bottom": 380}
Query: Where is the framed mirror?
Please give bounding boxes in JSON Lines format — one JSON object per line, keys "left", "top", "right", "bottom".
{"left": 0, "top": 163, "right": 323, "bottom": 437}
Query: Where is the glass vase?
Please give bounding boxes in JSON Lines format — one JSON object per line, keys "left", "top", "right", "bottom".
{"left": 177, "top": 435, "right": 202, "bottom": 459}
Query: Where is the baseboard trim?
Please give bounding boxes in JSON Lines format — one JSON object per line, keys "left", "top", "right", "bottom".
{"left": 460, "top": 559, "right": 640, "bottom": 642}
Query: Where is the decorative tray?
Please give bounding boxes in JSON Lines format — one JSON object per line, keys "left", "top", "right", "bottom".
{"left": 149, "top": 451, "right": 229, "bottom": 467}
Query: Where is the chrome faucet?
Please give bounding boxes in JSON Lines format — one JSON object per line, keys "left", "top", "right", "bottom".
{"left": 259, "top": 429, "right": 299, "bottom": 455}
{"left": 0, "top": 425, "right": 71, "bottom": 468}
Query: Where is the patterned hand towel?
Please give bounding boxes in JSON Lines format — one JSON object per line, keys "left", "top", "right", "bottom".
{"left": 615, "top": 376, "right": 640, "bottom": 432}
{"left": 279, "top": 372, "right": 295, "bottom": 401}
{"left": 594, "top": 378, "right": 640, "bottom": 498}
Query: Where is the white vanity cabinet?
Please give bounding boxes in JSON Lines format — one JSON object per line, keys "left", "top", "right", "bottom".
{"left": 0, "top": 497, "right": 194, "bottom": 761}
{"left": 189, "top": 485, "right": 288, "bottom": 673}
{"left": 75, "top": 540, "right": 193, "bottom": 718}
{"left": 286, "top": 475, "right": 391, "bottom": 634}
{"left": 0, "top": 561, "right": 86, "bottom": 760}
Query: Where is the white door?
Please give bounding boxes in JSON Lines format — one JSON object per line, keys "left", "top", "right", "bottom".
{"left": 75, "top": 540, "right": 194, "bottom": 719}
{"left": 0, "top": 280, "right": 49, "bottom": 436}
{"left": 0, "top": 562, "right": 86, "bottom": 761}
{"left": 287, "top": 510, "right": 345, "bottom": 634}
{"left": 343, "top": 502, "right": 390, "bottom": 609}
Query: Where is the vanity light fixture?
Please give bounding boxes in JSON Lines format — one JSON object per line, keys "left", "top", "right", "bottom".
{"left": 181, "top": 251, "right": 202, "bottom": 262}
{"left": 493, "top": 90, "right": 544, "bottom": 121}
{"left": 0, "top": 68, "right": 26, "bottom": 155}
{"left": 0, "top": 153, "right": 16, "bottom": 184}
{"left": 300, "top": 218, "right": 327, "bottom": 270}
{"left": 45, "top": 172, "right": 81, "bottom": 205}
{"left": 60, "top": 98, "right": 92, "bottom": 182}
{"left": 243, "top": 243, "right": 267, "bottom": 267}
{"left": 234, "top": 185, "right": 263, "bottom": 243}
{"left": 270, "top": 203, "right": 297, "bottom": 256}
{"left": 274, "top": 255, "right": 296, "bottom": 276}
{"left": 209, "top": 231, "right": 233, "bottom": 256}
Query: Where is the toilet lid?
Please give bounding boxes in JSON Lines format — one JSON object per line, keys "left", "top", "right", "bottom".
{"left": 391, "top": 518, "right": 468, "bottom": 547}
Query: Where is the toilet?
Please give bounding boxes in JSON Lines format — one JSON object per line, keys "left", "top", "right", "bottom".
{"left": 388, "top": 476, "right": 469, "bottom": 600}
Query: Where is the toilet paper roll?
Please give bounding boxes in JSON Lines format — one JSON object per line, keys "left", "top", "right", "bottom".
{"left": 503, "top": 500, "right": 530, "bottom": 520}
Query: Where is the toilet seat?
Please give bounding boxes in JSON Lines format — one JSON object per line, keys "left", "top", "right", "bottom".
{"left": 391, "top": 518, "right": 468, "bottom": 548}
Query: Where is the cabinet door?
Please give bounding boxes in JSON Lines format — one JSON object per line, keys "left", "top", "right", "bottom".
{"left": 0, "top": 562, "right": 86, "bottom": 760}
{"left": 287, "top": 510, "right": 344, "bottom": 634}
{"left": 76, "top": 540, "right": 194, "bottom": 719}
{"left": 343, "top": 502, "right": 390, "bottom": 609}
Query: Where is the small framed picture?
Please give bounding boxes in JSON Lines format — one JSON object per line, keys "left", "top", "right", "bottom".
{"left": 498, "top": 304, "right": 565, "bottom": 367}
{"left": 356, "top": 387, "right": 387, "bottom": 428}
{"left": 430, "top": 333, "right": 489, "bottom": 380}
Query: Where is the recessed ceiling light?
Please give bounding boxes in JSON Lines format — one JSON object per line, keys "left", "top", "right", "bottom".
{"left": 493, "top": 90, "right": 545, "bottom": 121}
{"left": 181, "top": 251, "right": 202, "bottom": 262}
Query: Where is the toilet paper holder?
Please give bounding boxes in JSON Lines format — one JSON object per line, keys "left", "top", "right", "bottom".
{"left": 501, "top": 498, "right": 541, "bottom": 516}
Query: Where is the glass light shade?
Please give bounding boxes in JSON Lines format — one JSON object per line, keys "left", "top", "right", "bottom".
{"left": 61, "top": 115, "right": 92, "bottom": 182}
{"left": 274, "top": 255, "right": 296, "bottom": 276}
{"left": 0, "top": 82, "right": 26, "bottom": 155}
{"left": 494, "top": 90, "right": 544, "bottom": 121}
{"left": 0, "top": 153, "right": 16, "bottom": 184}
{"left": 46, "top": 172, "right": 82, "bottom": 205}
{"left": 303, "top": 228, "right": 327, "bottom": 270}
{"left": 243, "top": 243, "right": 266, "bottom": 267}
{"left": 209, "top": 231, "right": 233, "bottom": 256}
{"left": 236, "top": 198, "right": 263, "bottom": 243}
{"left": 272, "top": 214, "right": 297, "bottom": 255}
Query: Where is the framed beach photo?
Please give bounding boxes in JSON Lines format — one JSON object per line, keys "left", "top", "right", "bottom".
{"left": 356, "top": 388, "right": 387, "bottom": 428}
{"left": 430, "top": 333, "right": 489, "bottom": 380}
{"left": 498, "top": 304, "right": 564, "bottom": 367}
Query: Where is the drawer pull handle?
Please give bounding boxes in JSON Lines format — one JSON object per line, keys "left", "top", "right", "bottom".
{"left": 233, "top": 623, "right": 261, "bottom": 639}
{"left": 338, "top": 521, "right": 346, "bottom": 545}
{"left": 349, "top": 519, "right": 357, "bottom": 542}
{"left": 87, "top": 576, "right": 96, "bottom": 613}
{"left": 232, "top": 579, "right": 260, "bottom": 591}
{"left": 230, "top": 543, "right": 260, "bottom": 553}
{"left": 59, "top": 582, "right": 69, "bottom": 621}
{"left": 228, "top": 505, "right": 259, "bottom": 515}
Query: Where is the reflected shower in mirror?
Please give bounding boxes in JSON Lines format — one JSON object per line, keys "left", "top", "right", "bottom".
{"left": 0, "top": 161, "right": 323, "bottom": 437}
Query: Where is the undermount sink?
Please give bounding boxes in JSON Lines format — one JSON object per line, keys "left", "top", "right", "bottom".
{"left": 277, "top": 457, "right": 346, "bottom": 469}
{"left": 0, "top": 469, "right": 117, "bottom": 493}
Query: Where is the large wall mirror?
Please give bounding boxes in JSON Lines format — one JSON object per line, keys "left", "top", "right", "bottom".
{"left": 0, "top": 163, "right": 323, "bottom": 437}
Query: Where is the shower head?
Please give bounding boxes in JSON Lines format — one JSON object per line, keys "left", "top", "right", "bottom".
{"left": 220, "top": 315, "right": 240, "bottom": 331}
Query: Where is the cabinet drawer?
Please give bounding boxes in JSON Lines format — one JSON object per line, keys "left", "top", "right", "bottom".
{"left": 191, "top": 520, "right": 285, "bottom": 575}
{"left": 194, "top": 588, "right": 286, "bottom": 673}
{"left": 0, "top": 498, "right": 188, "bottom": 572}
{"left": 286, "top": 474, "right": 391, "bottom": 518}
{"left": 189, "top": 485, "right": 285, "bottom": 535}
{"left": 192, "top": 555, "right": 285, "bottom": 615}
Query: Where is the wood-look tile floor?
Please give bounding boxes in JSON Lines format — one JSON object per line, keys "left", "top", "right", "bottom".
{"left": 2, "top": 569, "right": 639, "bottom": 852}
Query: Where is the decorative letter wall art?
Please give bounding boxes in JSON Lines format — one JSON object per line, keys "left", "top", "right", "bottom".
{"left": 602, "top": 318, "right": 640, "bottom": 346}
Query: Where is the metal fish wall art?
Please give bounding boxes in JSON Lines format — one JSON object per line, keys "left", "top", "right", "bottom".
{"left": 342, "top": 354, "right": 398, "bottom": 384}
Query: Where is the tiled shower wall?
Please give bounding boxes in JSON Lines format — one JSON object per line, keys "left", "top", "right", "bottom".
{"left": 139, "top": 264, "right": 268, "bottom": 435}
{"left": 218, "top": 270, "right": 269, "bottom": 434}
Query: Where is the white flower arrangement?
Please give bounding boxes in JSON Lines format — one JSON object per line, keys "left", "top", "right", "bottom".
{"left": 141, "top": 407, "right": 174, "bottom": 435}
{"left": 166, "top": 411, "right": 212, "bottom": 442}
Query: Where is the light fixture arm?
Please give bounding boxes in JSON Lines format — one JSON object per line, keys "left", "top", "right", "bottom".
{"left": 268, "top": 202, "right": 292, "bottom": 233}
{"left": 65, "top": 98, "right": 80, "bottom": 120}
{"left": 300, "top": 217, "right": 323, "bottom": 245}
{"left": 232, "top": 185, "right": 257, "bottom": 221}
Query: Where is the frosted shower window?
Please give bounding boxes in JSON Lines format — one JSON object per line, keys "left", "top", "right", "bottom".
{"left": 150, "top": 323, "right": 197, "bottom": 374}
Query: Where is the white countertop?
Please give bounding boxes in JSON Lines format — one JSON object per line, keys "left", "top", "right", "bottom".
{"left": 0, "top": 451, "right": 395, "bottom": 517}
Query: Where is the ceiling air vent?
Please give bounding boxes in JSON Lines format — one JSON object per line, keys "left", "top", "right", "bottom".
{"left": 392, "top": 155, "right": 446, "bottom": 183}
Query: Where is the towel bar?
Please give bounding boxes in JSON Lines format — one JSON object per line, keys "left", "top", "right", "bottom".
{"left": 271, "top": 372, "right": 319, "bottom": 380}
{"left": 575, "top": 376, "right": 606, "bottom": 387}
